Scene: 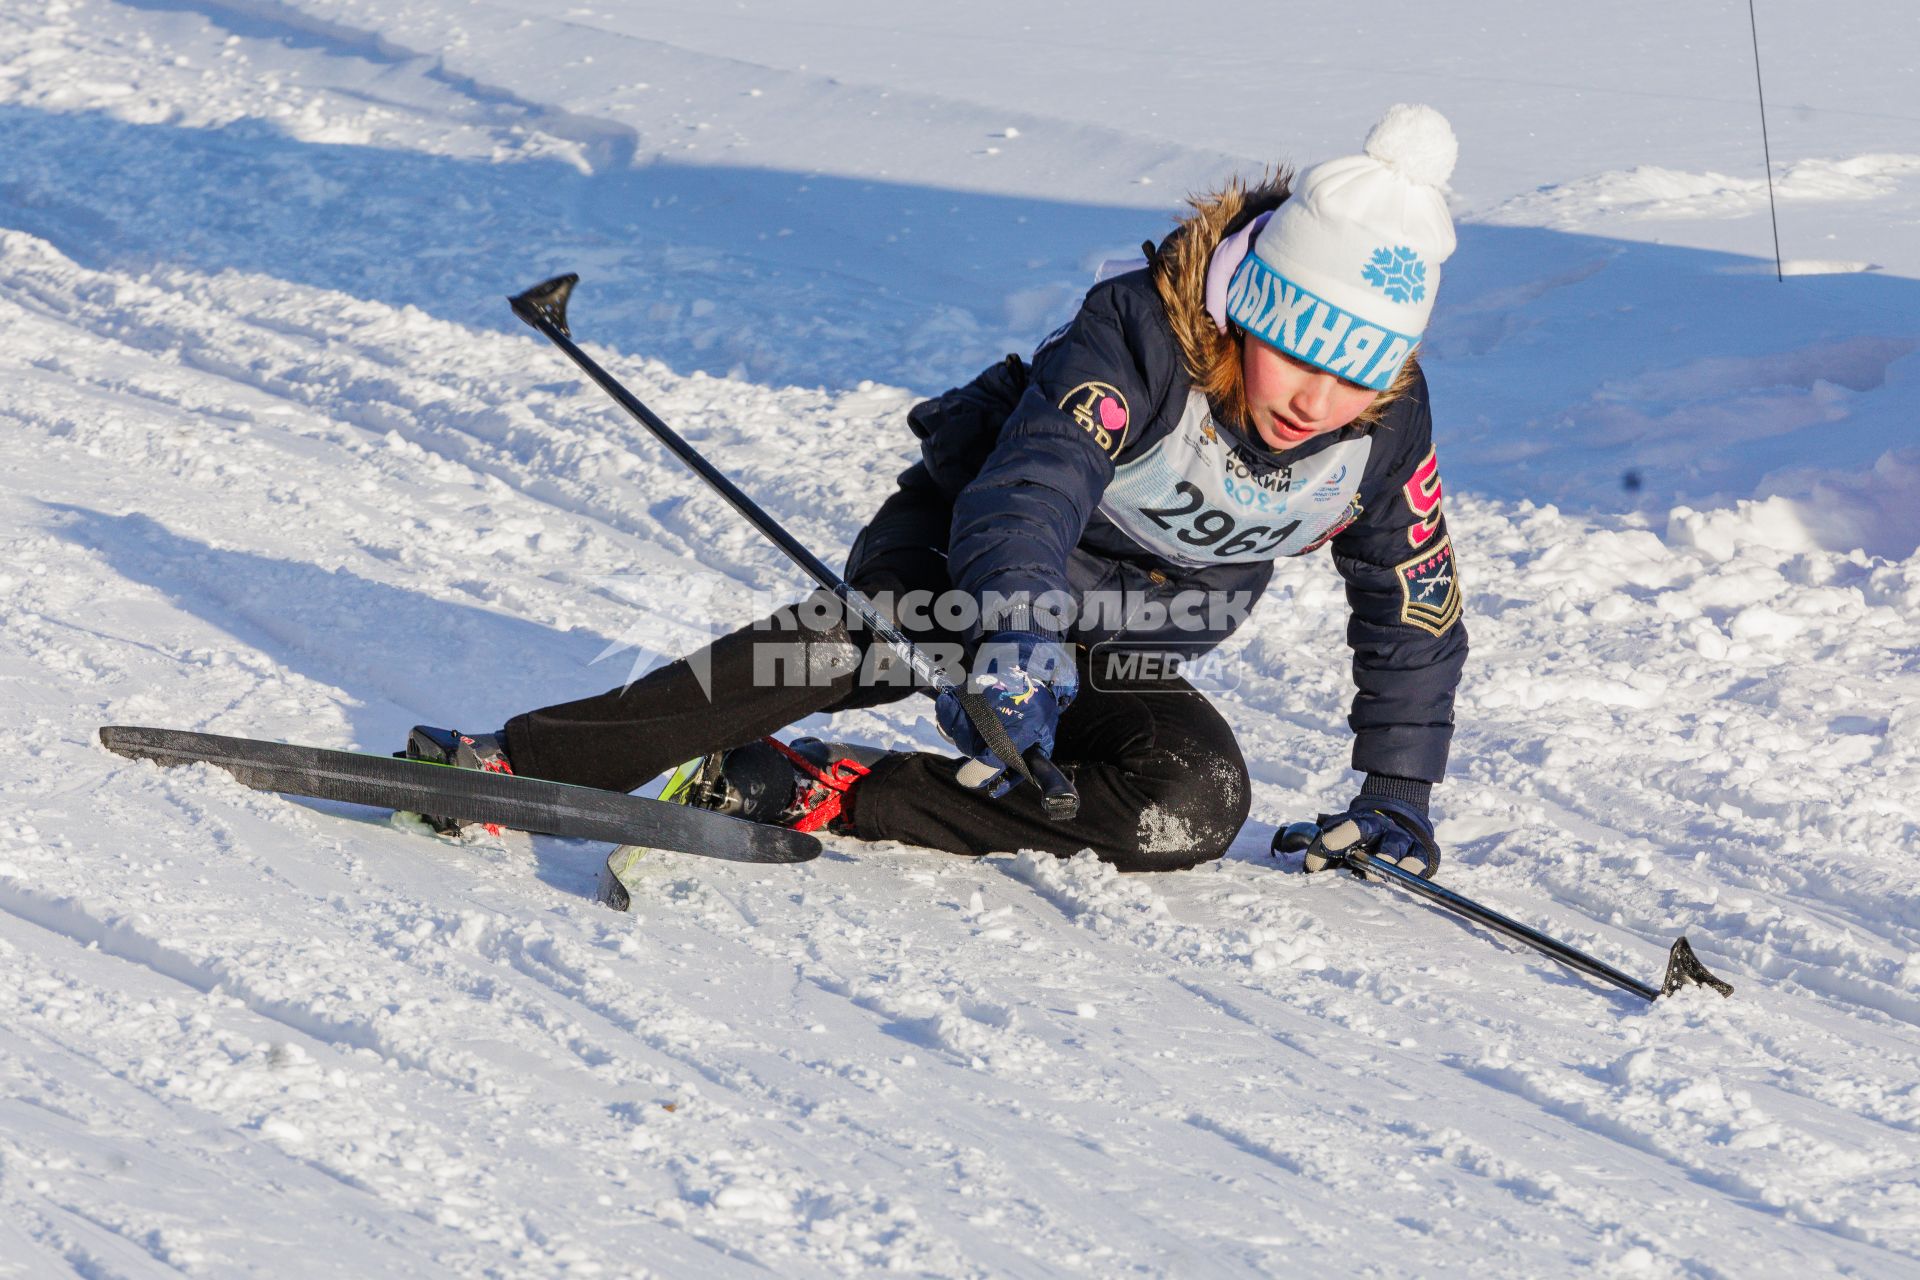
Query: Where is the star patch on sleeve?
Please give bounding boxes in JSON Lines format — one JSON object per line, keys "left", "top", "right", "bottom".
{"left": 1394, "top": 534, "right": 1462, "bottom": 636}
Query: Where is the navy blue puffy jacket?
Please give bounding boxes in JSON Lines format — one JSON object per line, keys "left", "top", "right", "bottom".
{"left": 906, "top": 267, "right": 1467, "bottom": 784}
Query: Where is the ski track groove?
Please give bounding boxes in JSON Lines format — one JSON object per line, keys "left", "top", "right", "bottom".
{"left": 0, "top": 876, "right": 440, "bottom": 1069}
{"left": 0, "top": 927, "right": 491, "bottom": 1274}
{"left": 996, "top": 852, "right": 1920, "bottom": 1264}
{"left": 0, "top": 237, "right": 823, "bottom": 614}
{"left": 0, "top": 854, "right": 931, "bottom": 1273}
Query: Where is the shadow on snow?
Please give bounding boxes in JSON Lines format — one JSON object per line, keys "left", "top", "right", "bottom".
{"left": 4, "top": 102, "right": 1917, "bottom": 516}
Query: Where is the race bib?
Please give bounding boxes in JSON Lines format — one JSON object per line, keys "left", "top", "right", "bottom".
{"left": 1098, "top": 391, "right": 1371, "bottom": 568}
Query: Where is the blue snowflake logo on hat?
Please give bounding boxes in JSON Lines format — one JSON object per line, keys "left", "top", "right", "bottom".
{"left": 1363, "top": 246, "right": 1427, "bottom": 304}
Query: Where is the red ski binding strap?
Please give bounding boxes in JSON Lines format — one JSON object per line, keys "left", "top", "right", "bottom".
{"left": 765, "top": 739, "right": 870, "bottom": 834}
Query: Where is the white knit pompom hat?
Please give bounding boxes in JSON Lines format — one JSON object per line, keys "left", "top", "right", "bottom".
{"left": 1215, "top": 104, "right": 1459, "bottom": 391}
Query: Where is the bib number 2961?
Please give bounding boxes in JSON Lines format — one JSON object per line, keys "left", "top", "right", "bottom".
{"left": 1138, "top": 481, "right": 1300, "bottom": 558}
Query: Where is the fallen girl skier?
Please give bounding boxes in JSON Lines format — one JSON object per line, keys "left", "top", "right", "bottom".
{"left": 409, "top": 104, "right": 1469, "bottom": 886}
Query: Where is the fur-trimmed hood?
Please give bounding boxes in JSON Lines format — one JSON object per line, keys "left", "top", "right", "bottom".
{"left": 1149, "top": 172, "right": 1418, "bottom": 435}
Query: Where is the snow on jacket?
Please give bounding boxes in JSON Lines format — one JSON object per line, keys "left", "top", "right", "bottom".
{"left": 901, "top": 179, "right": 1468, "bottom": 784}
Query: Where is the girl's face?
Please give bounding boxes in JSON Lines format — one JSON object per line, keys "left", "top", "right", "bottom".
{"left": 1241, "top": 336, "right": 1378, "bottom": 451}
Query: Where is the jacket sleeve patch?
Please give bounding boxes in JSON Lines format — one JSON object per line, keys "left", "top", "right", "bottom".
{"left": 1395, "top": 534, "right": 1462, "bottom": 636}
{"left": 1402, "top": 444, "right": 1444, "bottom": 548}
{"left": 1057, "top": 381, "right": 1131, "bottom": 459}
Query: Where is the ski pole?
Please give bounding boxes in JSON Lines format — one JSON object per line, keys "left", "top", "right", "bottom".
{"left": 1276, "top": 824, "right": 1732, "bottom": 1002}
{"left": 508, "top": 273, "right": 1080, "bottom": 821}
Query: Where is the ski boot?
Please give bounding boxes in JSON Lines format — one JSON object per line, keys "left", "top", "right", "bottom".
{"left": 399, "top": 725, "right": 514, "bottom": 835}
{"left": 599, "top": 738, "right": 886, "bottom": 910}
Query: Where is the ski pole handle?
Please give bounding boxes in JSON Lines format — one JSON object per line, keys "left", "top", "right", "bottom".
{"left": 1025, "top": 749, "right": 1079, "bottom": 821}
{"left": 1275, "top": 821, "right": 1318, "bottom": 853}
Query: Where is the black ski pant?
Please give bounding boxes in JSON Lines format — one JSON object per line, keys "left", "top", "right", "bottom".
{"left": 503, "top": 477, "right": 1252, "bottom": 871}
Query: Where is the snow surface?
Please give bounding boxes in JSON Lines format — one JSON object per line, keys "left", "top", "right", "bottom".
{"left": 2, "top": 1, "right": 1918, "bottom": 1275}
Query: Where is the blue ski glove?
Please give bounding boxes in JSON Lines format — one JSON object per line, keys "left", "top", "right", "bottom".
{"left": 1301, "top": 782, "right": 1441, "bottom": 879}
{"left": 936, "top": 631, "right": 1078, "bottom": 798}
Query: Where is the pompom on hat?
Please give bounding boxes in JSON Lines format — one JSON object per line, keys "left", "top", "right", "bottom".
{"left": 1209, "top": 104, "right": 1459, "bottom": 391}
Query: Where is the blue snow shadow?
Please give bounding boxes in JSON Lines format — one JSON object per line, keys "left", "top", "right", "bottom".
{"left": 48, "top": 505, "right": 614, "bottom": 744}
{"left": 0, "top": 101, "right": 1151, "bottom": 396}
{"left": 1421, "top": 224, "right": 1920, "bottom": 522}
{"left": 4, "top": 99, "right": 1916, "bottom": 521}
{"left": 54, "top": 504, "right": 660, "bottom": 895}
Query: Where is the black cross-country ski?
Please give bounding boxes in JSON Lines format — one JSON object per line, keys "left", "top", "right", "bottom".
{"left": 98, "top": 727, "right": 822, "bottom": 877}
